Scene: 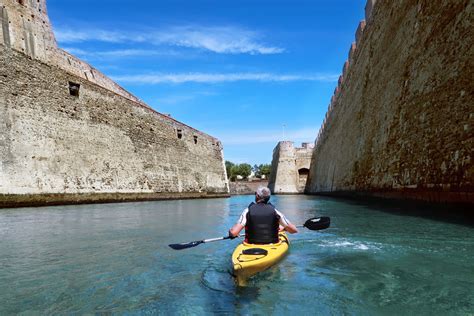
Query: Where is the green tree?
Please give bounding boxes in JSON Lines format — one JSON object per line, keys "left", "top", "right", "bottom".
{"left": 225, "top": 160, "right": 234, "bottom": 179}
{"left": 226, "top": 161, "right": 254, "bottom": 181}
{"left": 252, "top": 163, "right": 271, "bottom": 178}
{"left": 230, "top": 164, "right": 240, "bottom": 181}
{"left": 237, "top": 163, "right": 252, "bottom": 179}
{"left": 259, "top": 164, "right": 271, "bottom": 178}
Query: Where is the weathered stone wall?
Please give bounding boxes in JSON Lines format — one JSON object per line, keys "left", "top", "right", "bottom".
{"left": 0, "top": 0, "right": 145, "bottom": 104}
{"left": 307, "top": 0, "right": 473, "bottom": 205}
{"left": 268, "top": 142, "right": 314, "bottom": 194}
{"left": 0, "top": 44, "right": 229, "bottom": 207}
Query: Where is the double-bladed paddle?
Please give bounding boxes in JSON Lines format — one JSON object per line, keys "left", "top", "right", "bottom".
{"left": 168, "top": 216, "right": 330, "bottom": 250}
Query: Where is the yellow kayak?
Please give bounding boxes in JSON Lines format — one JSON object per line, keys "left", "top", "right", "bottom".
{"left": 232, "top": 232, "right": 290, "bottom": 286}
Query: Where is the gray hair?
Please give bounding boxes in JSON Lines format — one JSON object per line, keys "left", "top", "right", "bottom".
{"left": 256, "top": 186, "right": 271, "bottom": 199}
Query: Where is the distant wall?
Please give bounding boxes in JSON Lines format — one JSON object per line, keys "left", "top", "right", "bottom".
{"left": 307, "top": 0, "right": 473, "bottom": 205}
{"left": 229, "top": 180, "right": 269, "bottom": 196}
{"left": 0, "top": 45, "right": 229, "bottom": 207}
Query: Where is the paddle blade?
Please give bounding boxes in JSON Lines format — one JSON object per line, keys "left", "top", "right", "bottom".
{"left": 168, "top": 240, "right": 203, "bottom": 250}
{"left": 303, "top": 217, "right": 330, "bottom": 230}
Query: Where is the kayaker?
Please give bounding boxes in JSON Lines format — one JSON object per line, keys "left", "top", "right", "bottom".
{"left": 228, "top": 186, "right": 298, "bottom": 244}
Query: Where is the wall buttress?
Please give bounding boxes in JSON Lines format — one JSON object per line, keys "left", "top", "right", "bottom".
{"left": 0, "top": 7, "right": 11, "bottom": 47}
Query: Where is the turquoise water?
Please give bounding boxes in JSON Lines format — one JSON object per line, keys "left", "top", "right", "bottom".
{"left": 0, "top": 195, "right": 473, "bottom": 315}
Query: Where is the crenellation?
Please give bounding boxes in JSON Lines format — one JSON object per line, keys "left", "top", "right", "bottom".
{"left": 365, "top": 0, "right": 377, "bottom": 23}
{"left": 355, "top": 20, "right": 366, "bottom": 44}
{"left": 342, "top": 61, "right": 349, "bottom": 80}
{"left": 348, "top": 42, "right": 356, "bottom": 63}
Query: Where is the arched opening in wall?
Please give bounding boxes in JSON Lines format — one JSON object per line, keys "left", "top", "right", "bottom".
{"left": 298, "top": 168, "right": 310, "bottom": 190}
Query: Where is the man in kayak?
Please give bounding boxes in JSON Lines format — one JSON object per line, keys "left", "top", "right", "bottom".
{"left": 228, "top": 186, "right": 298, "bottom": 244}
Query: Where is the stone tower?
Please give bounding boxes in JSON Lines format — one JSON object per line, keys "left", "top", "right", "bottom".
{"left": 0, "top": 0, "right": 56, "bottom": 61}
{"left": 268, "top": 141, "right": 314, "bottom": 194}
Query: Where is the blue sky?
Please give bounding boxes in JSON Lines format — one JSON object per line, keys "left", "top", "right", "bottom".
{"left": 47, "top": 0, "right": 366, "bottom": 165}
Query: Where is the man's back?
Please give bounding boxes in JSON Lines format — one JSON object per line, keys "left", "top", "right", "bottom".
{"left": 245, "top": 202, "right": 280, "bottom": 244}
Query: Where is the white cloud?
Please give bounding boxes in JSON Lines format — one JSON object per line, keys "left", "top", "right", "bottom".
{"left": 218, "top": 127, "right": 318, "bottom": 145}
{"left": 55, "top": 25, "right": 284, "bottom": 55}
{"left": 55, "top": 29, "right": 133, "bottom": 43}
{"left": 156, "top": 26, "right": 284, "bottom": 54}
{"left": 112, "top": 72, "right": 339, "bottom": 84}
{"left": 62, "top": 47, "right": 182, "bottom": 59}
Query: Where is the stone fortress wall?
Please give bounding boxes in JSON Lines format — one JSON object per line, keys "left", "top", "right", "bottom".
{"left": 268, "top": 142, "right": 314, "bottom": 194}
{"left": 0, "top": 0, "right": 229, "bottom": 207}
{"left": 306, "top": 0, "right": 473, "bottom": 205}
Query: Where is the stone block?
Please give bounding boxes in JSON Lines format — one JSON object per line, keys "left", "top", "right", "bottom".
{"left": 342, "top": 60, "right": 350, "bottom": 78}
{"left": 356, "top": 20, "right": 366, "bottom": 44}
{"left": 348, "top": 42, "right": 356, "bottom": 62}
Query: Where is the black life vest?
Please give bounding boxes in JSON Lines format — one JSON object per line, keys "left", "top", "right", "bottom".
{"left": 245, "top": 202, "right": 280, "bottom": 244}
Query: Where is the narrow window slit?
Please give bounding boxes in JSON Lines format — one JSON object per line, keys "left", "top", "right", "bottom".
{"left": 177, "top": 129, "right": 183, "bottom": 139}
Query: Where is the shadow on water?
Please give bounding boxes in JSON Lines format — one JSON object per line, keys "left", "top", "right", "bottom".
{"left": 313, "top": 195, "right": 474, "bottom": 228}
{"left": 200, "top": 266, "right": 265, "bottom": 314}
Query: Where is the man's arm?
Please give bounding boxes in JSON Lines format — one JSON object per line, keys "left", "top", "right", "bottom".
{"left": 283, "top": 223, "right": 298, "bottom": 234}
{"left": 229, "top": 208, "right": 248, "bottom": 238}
{"left": 229, "top": 223, "right": 244, "bottom": 238}
{"left": 276, "top": 210, "right": 298, "bottom": 234}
